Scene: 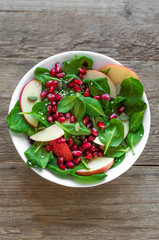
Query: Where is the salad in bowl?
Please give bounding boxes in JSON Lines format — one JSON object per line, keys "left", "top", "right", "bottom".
{"left": 6, "top": 51, "right": 150, "bottom": 187}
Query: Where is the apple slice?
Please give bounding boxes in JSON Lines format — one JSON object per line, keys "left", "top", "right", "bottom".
{"left": 99, "top": 64, "right": 140, "bottom": 85}
{"left": 49, "top": 139, "right": 73, "bottom": 162}
{"left": 76, "top": 157, "right": 114, "bottom": 176}
{"left": 19, "top": 80, "right": 42, "bottom": 127}
{"left": 83, "top": 70, "right": 117, "bottom": 99}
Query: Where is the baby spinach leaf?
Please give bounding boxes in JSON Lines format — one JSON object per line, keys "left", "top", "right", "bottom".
{"left": 26, "top": 126, "right": 36, "bottom": 136}
{"left": 71, "top": 172, "right": 107, "bottom": 181}
{"left": 55, "top": 121, "right": 91, "bottom": 136}
{"left": 129, "top": 110, "right": 145, "bottom": 132}
{"left": 119, "top": 78, "right": 144, "bottom": 106}
{"left": 110, "top": 96, "right": 126, "bottom": 108}
{"left": 106, "top": 145, "right": 129, "bottom": 158}
{"left": 83, "top": 78, "right": 110, "bottom": 96}
{"left": 110, "top": 154, "right": 126, "bottom": 169}
{"left": 100, "top": 68, "right": 111, "bottom": 75}
{"left": 63, "top": 74, "right": 81, "bottom": 81}
{"left": 34, "top": 67, "right": 60, "bottom": 84}
{"left": 25, "top": 144, "right": 54, "bottom": 168}
{"left": 125, "top": 99, "right": 147, "bottom": 116}
{"left": 98, "top": 119, "right": 125, "bottom": 154}
{"left": 125, "top": 124, "right": 144, "bottom": 155}
{"left": 31, "top": 100, "right": 50, "bottom": 127}
{"left": 73, "top": 96, "right": 86, "bottom": 121}
{"left": 6, "top": 100, "right": 30, "bottom": 133}
{"left": 82, "top": 97, "right": 106, "bottom": 117}
{"left": 57, "top": 94, "right": 77, "bottom": 113}
{"left": 63, "top": 55, "right": 93, "bottom": 75}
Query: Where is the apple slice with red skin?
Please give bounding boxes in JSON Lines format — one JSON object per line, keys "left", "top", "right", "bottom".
{"left": 83, "top": 70, "right": 117, "bottom": 99}
{"left": 19, "top": 79, "right": 42, "bottom": 127}
{"left": 49, "top": 139, "right": 73, "bottom": 162}
{"left": 99, "top": 64, "right": 140, "bottom": 85}
{"left": 76, "top": 157, "right": 114, "bottom": 176}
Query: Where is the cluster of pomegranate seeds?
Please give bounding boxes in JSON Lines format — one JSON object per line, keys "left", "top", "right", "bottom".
{"left": 50, "top": 62, "right": 66, "bottom": 78}
{"left": 93, "top": 93, "right": 111, "bottom": 101}
{"left": 68, "top": 78, "right": 82, "bottom": 92}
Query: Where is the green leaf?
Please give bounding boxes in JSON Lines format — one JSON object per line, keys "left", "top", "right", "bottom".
{"left": 63, "top": 55, "right": 93, "bottom": 75}
{"left": 98, "top": 119, "right": 125, "bottom": 154}
{"left": 25, "top": 144, "right": 54, "bottom": 168}
{"left": 119, "top": 78, "right": 144, "bottom": 106}
{"left": 26, "top": 126, "right": 36, "bottom": 136}
{"left": 125, "top": 99, "right": 147, "bottom": 116}
{"left": 71, "top": 173, "right": 107, "bottom": 181}
{"left": 82, "top": 97, "right": 106, "bottom": 117}
{"left": 73, "top": 96, "right": 86, "bottom": 121}
{"left": 55, "top": 121, "right": 91, "bottom": 136}
{"left": 34, "top": 67, "right": 60, "bottom": 84}
{"left": 63, "top": 74, "right": 81, "bottom": 81}
{"left": 83, "top": 78, "right": 110, "bottom": 96}
{"left": 57, "top": 94, "right": 77, "bottom": 113}
{"left": 110, "top": 154, "right": 126, "bottom": 169}
{"left": 110, "top": 96, "right": 126, "bottom": 108}
{"left": 6, "top": 101, "right": 30, "bottom": 133}
{"left": 129, "top": 110, "right": 145, "bottom": 132}
{"left": 107, "top": 145, "right": 129, "bottom": 158}
{"left": 31, "top": 100, "right": 50, "bottom": 127}
{"left": 81, "top": 158, "right": 90, "bottom": 170}
{"left": 125, "top": 124, "right": 144, "bottom": 155}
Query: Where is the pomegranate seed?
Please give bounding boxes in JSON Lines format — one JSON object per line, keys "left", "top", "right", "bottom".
{"left": 82, "top": 142, "right": 91, "bottom": 149}
{"left": 47, "top": 115, "right": 54, "bottom": 123}
{"left": 73, "top": 157, "right": 81, "bottom": 165}
{"left": 83, "top": 90, "right": 90, "bottom": 97}
{"left": 73, "top": 79, "right": 83, "bottom": 85}
{"left": 65, "top": 112, "right": 71, "bottom": 119}
{"left": 94, "top": 95, "right": 101, "bottom": 100}
{"left": 52, "top": 80, "right": 59, "bottom": 88}
{"left": 97, "top": 121, "right": 105, "bottom": 129}
{"left": 87, "top": 135, "right": 95, "bottom": 142}
{"left": 68, "top": 82, "right": 75, "bottom": 88}
{"left": 66, "top": 161, "right": 75, "bottom": 169}
{"left": 95, "top": 147, "right": 100, "bottom": 152}
{"left": 82, "top": 116, "right": 90, "bottom": 125}
{"left": 71, "top": 145, "right": 78, "bottom": 151}
{"left": 92, "top": 152, "right": 98, "bottom": 158}
{"left": 118, "top": 106, "right": 125, "bottom": 113}
{"left": 41, "top": 90, "right": 48, "bottom": 98}
{"left": 70, "top": 115, "right": 76, "bottom": 123}
{"left": 47, "top": 93, "right": 56, "bottom": 101}
{"left": 57, "top": 116, "right": 66, "bottom": 123}
{"left": 84, "top": 152, "right": 92, "bottom": 160}
{"left": 82, "top": 85, "right": 86, "bottom": 90}
{"left": 47, "top": 105, "right": 52, "bottom": 114}
{"left": 50, "top": 101, "right": 56, "bottom": 106}
{"left": 56, "top": 101, "right": 60, "bottom": 106}
{"left": 52, "top": 106, "right": 57, "bottom": 113}
{"left": 73, "top": 85, "right": 81, "bottom": 92}
{"left": 101, "top": 93, "right": 111, "bottom": 100}
{"left": 109, "top": 113, "right": 117, "bottom": 121}
{"left": 56, "top": 72, "right": 65, "bottom": 78}
{"left": 59, "top": 164, "right": 66, "bottom": 170}
{"left": 72, "top": 150, "right": 82, "bottom": 157}
{"left": 79, "top": 67, "right": 87, "bottom": 75}
{"left": 54, "top": 92, "right": 61, "bottom": 100}
{"left": 83, "top": 138, "right": 88, "bottom": 144}
{"left": 55, "top": 62, "right": 62, "bottom": 74}
{"left": 59, "top": 96, "right": 64, "bottom": 99}
{"left": 98, "top": 152, "right": 103, "bottom": 157}
{"left": 68, "top": 138, "right": 74, "bottom": 148}
{"left": 50, "top": 68, "right": 56, "bottom": 77}
{"left": 53, "top": 111, "right": 61, "bottom": 120}
{"left": 57, "top": 137, "right": 66, "bottom": 143}
{"left": 48, "top": 86, "right": 55, "bottom": 93}
{"left": 91, "top": 128, "right": 98, "bottom": 137}
{"left": 58, "top": 112, "right": 64, "bottom": 117}
{"left": 78, "top": 146, "right": 84, "bottom": 153}
{"left": 85, "top": 87, "right": 90, "bottom": 92}
{"left": 85, "top": 150, "right": 92, "bottom": 155}
{"left": 46, "top": 81, "right": 53, "bottom": 88}
{"left": 86, "top": 122, "right": 92, "bottom": 128}
{"left": 45, "top": 145, "right": 52, "bottom": 152}
{"left": 89, "top": 145, "right": 96, "bottom": 152}
{"left": 57, "top": 157, "right": 64, "bottom": 165}
{"left": 78, "top": 73, "right": 83, "bottom": 79}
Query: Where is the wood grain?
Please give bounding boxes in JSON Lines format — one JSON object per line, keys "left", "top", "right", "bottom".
{"left": 0, "top": 0, "right": 159, "bottom": 239}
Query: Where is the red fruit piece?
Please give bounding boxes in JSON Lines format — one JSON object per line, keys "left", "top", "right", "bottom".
{"left": 71, "top": 145, "right": 78, "bottom": 150}
{"left": 84, "top": 152, "right": 93, "bottom": 160}
{"left": 57, "top": 116, "right": 66, "bottom": 123}
{"left": 118, "top": 106, "right": 125, "bottom": 113}
{"left": 56, "top": 72, "right": 65, "bottom": 78}
{"left": 72, "top": 150, "right": 82, "bottom": 157}
{"left": 49, "top": 86, "right": 55, "bottom": 94}
{"left": 83, "top": 90, "right": 90, "bottom": 97}
{"left": 56, "top": 137, "right": 66, "bottom": 143}
{"left": 79, "top": 67, "right": 87, "bottom": 75}
{"left": 82, "top": 142, "right": 91, "bottom": 150}
{"left": 41, "top": 90, "right": 48, "bottom": 98}
{"left": 57, "top": 157, "right": 64, "bottom": 165}
{"left": 73, "top": 85, "right": 81, "bottom": 92}
{"left": 47, "top": 105, "right": 52, "bottom": 114}
{"left": 73, "top": 79, "right": 83, "bottom": 85}
{"left": 92, "top": 152, "right": 98, "bottom": 158}
{"left": 78, "top": 73, "right": 83, "bottom": 80}
{"left": 70, "top": 115, "right": 76, "bottom": 123}
{"left": 59, "top": 164, "right": 66, "bottom": 170}
{"left": 52, "top": 80, "right": 59, "bottom": 88}
{"left": 89, "top": 145, "right": 96, "bottom": 152}
{"left": 47, "top": 115, "right": 54, "bottom": 123}
{"left": 109, "top": 113, "right": 117, "bottom": 121}
{"left": 73, "top": 157, "right": 81, "bottom": 165}
{"left": 45, "top": 145, "right": 52, "bottom": 152}
{"left": 54, "top": 92, "right": 61, "bottom": 100}
{"left": 50, "top": 68, "right": 56, "bottom": 77}
{"left": 98, "top": 152, "right": 103, "bottom": 157}
{"left": 46, "top": 81, "right": 53, "bottom": 88}
{"left": 68, "top": 138, "right": 74, "bottom": 148}
{"left": 49, "top": 139, "right": 73, "bottom": 162}
{"left": 47, "top": 93, "right": 56, "bottom": 101}
{"left": 82, "top": 116, "right": 90, "bottom": 125}
{"left": 91, "top": 128, "right": 98, "bottom": 137}
{"left": 66, "top": 161, "right": 75, "bottom": 169}
{"left": 97, "top": 121, "right": 105, "bottom": 129}
{"left": 87, "top": 135, "right": 95, "bottom": 142}
{"left": 65, "top": 112, "right": 71, "bottom": 119}
{"left": 55, "top": 62, "right": 62, "bottom": 73}
{"left": 101, "top": 93, "right": 111, "bottom": 100}
{"left": 94, "top": 95, "right": 101, "bottom": 100}
{"left": 78, "top": 146, "right": 84, "bottom": 153}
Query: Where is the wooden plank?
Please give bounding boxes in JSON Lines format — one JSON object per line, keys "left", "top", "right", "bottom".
{"left": 0, "top": 163, "right": 159, "bottom": 240}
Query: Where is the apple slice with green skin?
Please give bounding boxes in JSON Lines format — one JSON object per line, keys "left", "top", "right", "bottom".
{"left": 83, "top": 70, "right": 117, "bottom": 99}
{"left": 30, "top": 118, "right": 70, "bottom": 142}
{"left": 99, "top": 64, "right": 140, "bottom": 85}
{"left": 49, "top": 139, "right": 73, "bottom": 162}
{"left": 76, "top": 157, "right": 114, "bottom": 176}
{"left": 19, "top": 80, "right": 42, "bottom": 127}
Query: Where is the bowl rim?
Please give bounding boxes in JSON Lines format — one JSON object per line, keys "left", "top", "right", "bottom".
{"left": 8, "top": 51, "right": 151, "bottom": 188}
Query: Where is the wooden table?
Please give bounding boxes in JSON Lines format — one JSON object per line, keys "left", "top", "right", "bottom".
{"left": 0, "top": 0, "right": 159, "bottom": 239}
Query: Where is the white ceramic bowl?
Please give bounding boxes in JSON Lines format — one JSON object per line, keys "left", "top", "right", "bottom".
{"left": 9, "top": 51, "right": 151, "bottom": 188}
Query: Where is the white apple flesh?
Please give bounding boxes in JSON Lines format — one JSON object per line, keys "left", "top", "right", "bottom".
{"left": 83, "top": 70, "right": 117, "bottom": 99}
{"left": 19, "top": 80, "right": 42, "bottom": 128}
{"left": 76, "top": 157, "right": 114, "bottom": 176}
